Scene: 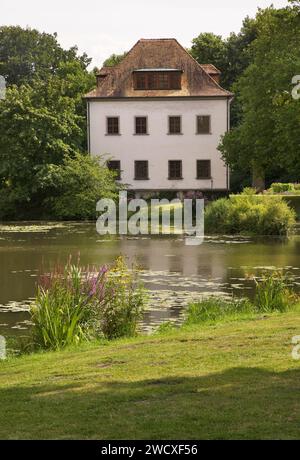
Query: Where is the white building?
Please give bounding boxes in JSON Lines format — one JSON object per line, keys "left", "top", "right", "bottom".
{"left": 85, "top": 39, "right": 233, "bottom": 196}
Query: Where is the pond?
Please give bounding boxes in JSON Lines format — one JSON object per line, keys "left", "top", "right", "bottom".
{"left": 1, "top": 222, "right": 300, "bottom": 338}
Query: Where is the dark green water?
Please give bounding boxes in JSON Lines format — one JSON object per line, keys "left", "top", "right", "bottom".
{"left": 1, "top": 222, "right": 300, "bottom": 337}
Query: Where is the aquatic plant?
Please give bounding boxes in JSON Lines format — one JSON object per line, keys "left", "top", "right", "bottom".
{"left": 30, "top": 256, "right": 146, "bottom": 350}
{"left": 254, "top": 271, "right": 297, "bottom": 312}
{"left": 185, "top": 272, "right": 299, "bottom": 326}
{"left": 185, "top": 297, "right": 253, "bottom": 325}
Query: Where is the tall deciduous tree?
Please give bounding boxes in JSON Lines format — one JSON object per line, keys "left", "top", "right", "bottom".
{"left": 190, "top": 33, "right": 227, "bottom": 74}
{"left": 190, "top": 22, "right": 257, "bottom": 91}
{"left": 190, "top": 21, "right": 258, "bottom": 130}
{"left": 0, "top": 26, "right": 91, "bottom": 86}
{"left": 0, "top": 26, "right": 102, "bottom": 218}
{"left": 219, "top": 4, "right": 300, "bottom": 189}
{"left": 0, "top": 79, "right": 118, "bottom": 219}
{"left": 0, "top": 79, "right": 84, "bottom": 217}
{"left": 0, "top": 26, "right": 95, "bottom": 149}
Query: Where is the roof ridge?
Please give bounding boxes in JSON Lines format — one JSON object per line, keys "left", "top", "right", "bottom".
{"left": 139, "top": 38, "right": 178, "bottom": 41}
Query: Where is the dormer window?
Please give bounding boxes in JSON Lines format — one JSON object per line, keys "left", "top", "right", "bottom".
{"left": 133, "top": 70, "right": 182, "bottom": 90}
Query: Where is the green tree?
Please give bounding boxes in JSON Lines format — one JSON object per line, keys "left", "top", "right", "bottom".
{"left": 223, "top": 17, "right": 258, "bottom": 89}
{"left": 0, "top": 79, "right": 117, "bottom": 219}
{"left": 37, "top": 153, "right": 118, "bottom": 220}
{"left": 0, "top": 26, "right": 95, "bottom": 148}
{"left": 0, "top": 79, "right": 84, "bottom": 218}
{"left": 103, "top": 52, "right": 127, "bottom": 67}
{"left": 54, "top": 60, "right": 95, "bottom": 148}
{"left": 0, "top": 26, "right": 91, "bottom": 86}
{"left": 190, "top": 23, "right": 257, "bottom": 91}
{"left": 190, "top": 33, "right": 226, "bottom": 72}
{"left": 220, "top": 5, "right": 300, "bottom": 189}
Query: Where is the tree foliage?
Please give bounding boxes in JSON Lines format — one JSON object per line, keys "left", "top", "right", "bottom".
{"left": 219, "top": 5, "right": 300, "bottom": 189}
{"left": 0, "top": 81, "right": 118, "bottom": 219}
{"left": 0, "top": 26, "right": 91, "bottom": 86}
{"left": 0, "top": 81, "right": 81, "bottom": 218}
{"left": 190, "top": 19, "right": 258, "bottom": 90}
{"left": 190, "top": 19, "right": 258, "bottom": 130}
{"left": 103, "top": 52, "right": 127, "bottom": 67}
{"left": 38, "top": 153, "right": 118, "bottom": 220}
{"left": 0, "top": 26, "right": 117, "bottom": 220}
{"left": 190, "top": 33, "right": 227, "bottom": 72}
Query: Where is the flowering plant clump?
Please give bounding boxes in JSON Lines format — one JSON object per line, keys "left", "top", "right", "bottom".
{"left": 30, "top": 256, "right": 147, "bottom": 350}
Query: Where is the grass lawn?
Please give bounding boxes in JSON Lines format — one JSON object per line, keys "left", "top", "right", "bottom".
{"left": 1, "top": 311, "right": 300, "bottom": 440}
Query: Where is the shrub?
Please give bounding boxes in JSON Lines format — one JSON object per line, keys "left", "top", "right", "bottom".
{"left": 30, "top": 256, "right": 147, "bottom": 350}
{"left": 269, "top": 183, "right": 295, "bottom": 194}
{"left": 281, "top": 195, "right": 300, "bottom": 220}
{"left": 254, "top": 271, "right": 297, "bottom": 312}
{"left": 205, "top": 194, "right": 295, "bottom": 235}
{"left": 204, "top": 198, "right": 231, "bottom": 234}
{"left": 36, "top": 153, "right": 119, "bottom": 220}
{"left": 241, "top": 187, "right": 258, "bottom": 195}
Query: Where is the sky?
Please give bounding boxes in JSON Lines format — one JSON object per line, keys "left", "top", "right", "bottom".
{"left": 1, "top": 0, "right": 290, "bottom": 67}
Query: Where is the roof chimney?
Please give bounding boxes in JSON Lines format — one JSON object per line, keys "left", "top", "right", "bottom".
{"left": 96, "top": 67, "right": 110, "bottom": 87}
{"left": 201, "top": 64, "right": 221, "bottom": 84}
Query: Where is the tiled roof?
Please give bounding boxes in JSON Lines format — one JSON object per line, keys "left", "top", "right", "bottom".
{"left": 85, "top": 39, "right": 232, "bottom": 99}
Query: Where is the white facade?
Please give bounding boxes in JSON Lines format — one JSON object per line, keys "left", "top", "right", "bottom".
{"left": 88, "top": 97, "right": 229, "bottom": 191}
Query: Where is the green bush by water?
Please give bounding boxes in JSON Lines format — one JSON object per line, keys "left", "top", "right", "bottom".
{"left": 279, "top": 196, "right": 300, "bottom": 221}
{"left": 264, "top": 184, "right": 300, "bottom": 219}
{"left": 205, "top": 193, "right": 295, "bottom": 235}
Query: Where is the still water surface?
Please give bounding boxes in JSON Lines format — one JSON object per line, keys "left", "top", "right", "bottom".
{"left": 1, "top": 222, "right": 300, "bottom": 337}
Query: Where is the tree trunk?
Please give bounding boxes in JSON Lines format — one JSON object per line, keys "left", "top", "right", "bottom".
{"left": 252, "top": 164, "right": 265, "bottom": 191}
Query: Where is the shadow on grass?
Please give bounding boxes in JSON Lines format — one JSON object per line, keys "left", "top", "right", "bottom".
{"left": 1, "top": 366, "right": 300, "bottom": 439}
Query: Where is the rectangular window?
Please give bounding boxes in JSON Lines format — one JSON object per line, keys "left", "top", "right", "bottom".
{"left": 134, "top": 161, "right": 149, "bottom": 180}
{"left": 133, "top": 71, "right": 182, "bottom": 90}
{"left": 170, "top": 72, "right": 181, "bottom": 89}
{"left": 148, "top": 73, "right": 156, "bottom": 89}
{"left": 157, "top": 73, "right": 169, "bottom": 89}
{"left": 135, "top": 117, "right": 147, "bottom": 135}
{"left": 197, "top": 115, "right": 211, "bottom": 134}
{"left": 169, "top": 116, "right": 181, "bottom": 134}
{"left": 107, "top": 160, "right": 121, "bottom": 180}
{"left": 168, "top": 160, "right": 182, "bottom": 180}
{"left": 197, "top": 160, "right": 211, "bottom": 179}
{"left": 135, "top": 73, "right": 147, "bottom": 90}
{"left": 107, "top": 117, "right": 119, "bottom": 135}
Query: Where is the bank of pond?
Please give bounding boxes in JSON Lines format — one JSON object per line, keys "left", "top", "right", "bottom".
{"left": 6, "top": 257, "right": 299, "bottom": 356}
